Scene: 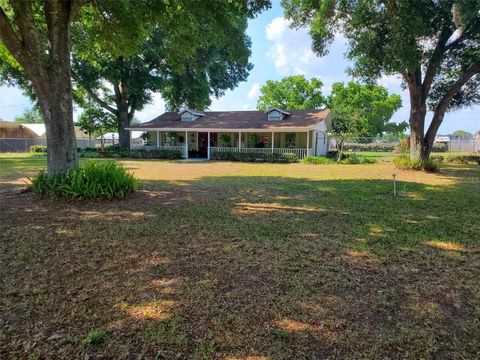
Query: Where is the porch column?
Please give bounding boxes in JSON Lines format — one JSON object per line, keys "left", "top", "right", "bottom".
{"left": 207, "top": 131, "right": 211, "bottom": 160}
{"left": 238, "top": 131, "right": 241, "bottom": 151}
{"left": 185, "top": 131, "right": 188, "bottom": 159}
{"left": 271, "top": 131, "right": 274, "bottom": 153}
{"left": 156, "top": 131, "right": 159, "bottom": 147}
{"left": 306, "top": 130, "right": 310, "bottom": 155}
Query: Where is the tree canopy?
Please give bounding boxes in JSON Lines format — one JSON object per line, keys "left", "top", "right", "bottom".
{"left": 256, "top": 75, "right": 325, "bottom": 110}
{"left": 0, "top": 0, "right": 271, "bottom": 173}
{"left": 72, "top": 1, "right": 268, "bottom": 147}
{"left": 327, "top": 81, "right": 402, "bottom": 137}
{"left": 282, "top": 0, "right": 480, "bottom": 161}
{"left": 14, "top": 107, "right": 43, "bottom": 124}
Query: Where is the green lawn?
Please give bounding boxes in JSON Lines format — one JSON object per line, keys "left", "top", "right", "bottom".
{"left": 1, "top": 154, "right": 479, "bottom": 359}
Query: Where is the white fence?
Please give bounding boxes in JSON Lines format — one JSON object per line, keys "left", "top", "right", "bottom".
{"left": 211, "top": 146, "right": 311, "bottom": 160}
{"left": 449, "top": 140, "right": 479, "bottom": 153}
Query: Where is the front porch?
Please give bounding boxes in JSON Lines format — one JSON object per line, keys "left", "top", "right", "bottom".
{"left": 131, "top": 130, "right": 320, "bottom": 160}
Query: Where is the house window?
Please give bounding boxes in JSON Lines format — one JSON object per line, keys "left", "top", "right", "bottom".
{"left": 181, "top": 112, "right": 195, "bottom": 121}
{"left": 268, "top": 110, "right": 282, "bottom": 121}
{"left": 285, "top": 133, "right": 296, "bottom": 148}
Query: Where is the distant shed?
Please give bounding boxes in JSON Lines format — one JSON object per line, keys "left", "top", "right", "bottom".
{"left": 0, "top": 121, "right": 39, "bottom": 138}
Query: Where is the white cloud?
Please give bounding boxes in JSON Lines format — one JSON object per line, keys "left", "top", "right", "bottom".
{"left": 265, "top": 17, "right": 326, "bottom": 76}
{"left": 247, "top": 82, "right": 261, "bottom": 100}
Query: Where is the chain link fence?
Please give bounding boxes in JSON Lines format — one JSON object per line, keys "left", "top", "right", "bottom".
{"left": 0, "top": 138, "right": 93, "bottom": 152}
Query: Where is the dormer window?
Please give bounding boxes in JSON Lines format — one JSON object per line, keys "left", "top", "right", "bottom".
{"left": 178, "top": 109, "right": 205, "bottom": 121}
{"left": 265, "top": 108, "right": 290, "bottom": 121}
{"left": 182, "top": 112, "right": 195, "bottom": 121}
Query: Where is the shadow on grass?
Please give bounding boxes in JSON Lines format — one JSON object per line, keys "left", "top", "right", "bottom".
{"left": 1, "top": 173, "right": 479, "bottom": 359}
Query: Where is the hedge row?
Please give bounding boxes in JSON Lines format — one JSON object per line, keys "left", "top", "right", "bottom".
{"left": 433, "top": 154, "right": 480, "bottom": 165}
{"left": 210, "top": 150, "right": 297, "bottom": 163}
{"left": 344, "top": 141, "right": 449, "bottom": 153}
{"left": 79, "top": 149, "right": 182, "bottom": 160}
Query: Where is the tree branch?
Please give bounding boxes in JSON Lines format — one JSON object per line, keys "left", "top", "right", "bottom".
{"left": 425, "top": 60, "right": 480, "bottom": 144}
{"left": 72, "top": 71, "right": 118, "bottom": 114}
{"left": 422, "top": 27, "right": 451, "bottom": 102}
{"left": 0, "top": 7, "right": 27, "bottom": 65}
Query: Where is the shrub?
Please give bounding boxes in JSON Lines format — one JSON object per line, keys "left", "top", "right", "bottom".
{"left": 432, "top": 142, "right": 448, "bottom": 152}
{"left": 394, "top": 156, "right": 440, "bottom": 171}
{"left": 31, "top": 161, "right": 138, "bottom": 199}
{"left": 79, "top": 148, "right": 182, "bottom": 160}
{"left": 360, "top": 157, "right": 377, "bottom": 164}
{"left": 343, "top": 143, "right": 396, "bottom": 152}
{"left": 394, "top": 138, "right": 410, "bottom": 154}
{"left": 445, "top": 154, "right": 480, "bottom": 165}
{"left": 29, "top": 145, "right": 47, "bottom": 153}
{"left": 302, "top": 156, "right": 335, "bottom": 164}
{"left": 210, "top": 150, "right": 297, "bottom": 163}
{"left": 83, "top": 329, "right": 108, "bottom": 345}
{"left": 341, "top": 154, "right": 361, "bottom": 164}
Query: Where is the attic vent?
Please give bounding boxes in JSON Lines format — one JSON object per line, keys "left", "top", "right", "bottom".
{"left": 179, "top": 109, "right": 205, "bottom": 121}
{"left": 182, "top": 112, "right": 195, "bottom": 121}
{"left": 268, "top": 111, "right": 282, "bottom": 121}
{"left": 265, "top": 108, "right": 290, "bottom": 121}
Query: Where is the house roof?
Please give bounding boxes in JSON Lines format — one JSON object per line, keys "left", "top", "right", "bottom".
{"left": 127, "top": 109, "right": 330, "bottom": 132}
{"left": 20, "top": 123, "right": 91, "bottom": 139}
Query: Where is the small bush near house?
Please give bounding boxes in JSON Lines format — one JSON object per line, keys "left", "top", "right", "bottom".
{"left": 31, "top": 161, "right": 138, "bottom": 199}
{"left": 210, "top": 151, "right": 297, "bottom": 163}
{"left": 29, "top": 145, "right": 47, "bottom": 153}
{"left": 341, "top": 154, "right": 377, "bottom": 164}
{"left": 394, "top": 155, "right": 441, "bottom": 171}
{"left": 302, "top": 156, "right": 335, "bottom": 164}
{"left": 78, "top": 148, "right": 182, "bottom": 160}
{"left": 83, "top": 329, "right": 108, "bottom": 345}
{"left": 432, "top": 142, "right": 448, "bottom": 152}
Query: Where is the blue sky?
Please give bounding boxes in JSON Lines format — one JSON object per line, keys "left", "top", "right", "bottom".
{"left": 0, "top": 2, "right": 478, "bottom": 134}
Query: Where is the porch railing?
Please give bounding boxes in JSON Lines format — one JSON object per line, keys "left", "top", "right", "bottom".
{"left": 211, "top": 147, "right": 311, "bottom": 160}
{"left": 131, "top": 144, "right": 187, "bottom": 158}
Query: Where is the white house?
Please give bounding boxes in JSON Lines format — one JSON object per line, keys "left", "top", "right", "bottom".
{"left": 126, "top": 108, "right": 331, "bottom": 160}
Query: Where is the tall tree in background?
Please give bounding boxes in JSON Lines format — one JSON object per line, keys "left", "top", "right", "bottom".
{"left": 283, "top": 0, "right": 480, "bottom": 161}
{"left": 327, "top": 81, "right": 402, "bottom": 137}
{"left": 76, "top": 103, "right": 116, "bottom": 147}
{"left": 14, "top": 107, "right": 43, "bottom": 124}
{"left": 257, "top": 75, "right": 325, "bottom": 110}
{"left": 0, "top": 0, "right": 161, "bottom": 174}
{"left": 73, "top": 1, "right": 270, "bottom": 148}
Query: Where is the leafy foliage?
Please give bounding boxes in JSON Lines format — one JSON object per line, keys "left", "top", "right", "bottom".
{"left": 282, "top": 0, "right": 480, "bottom": 160}
{"left": 257, "top": 75, "right": 325, "bottom": 110}
{"left": 83, "top": 329, "right": 108, "bottom": 345}
{"left": 76, "top": 104, "right": 116, "bottom": 140}
{"left": 31, "top": 161, "right": 138, "bottom": 199}
{"left": 14, "top": 107, "right": 43, "bottom": 124}
{"left": 301, "top": 156, "right": 335, "bottom": 164}
{"left": 329, "top": 105, "right": 368, "bottom": 162}
{"left": 29, "top": 145, "right": 47, "bottom": 153}
{"left": 327, "top": 82, "right": 402, "bottom": 137}
{"left": 210, "top": 150, "right": 297, "bottom": 163}
{"left": 78, "top": 148, "right": 183, "bottom": 160}
{"left": 394, "top": 156, "right": 441, "bottom": 172}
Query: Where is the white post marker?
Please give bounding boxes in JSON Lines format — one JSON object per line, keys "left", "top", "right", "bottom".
{"left": 185, "top": 130, "right": 188, "bottom": 159}
{"left": 393, "top": 173, "right": 397, "bottom": 197}
{"left": 207, "top": 131, "right": 211, "bottom": 160}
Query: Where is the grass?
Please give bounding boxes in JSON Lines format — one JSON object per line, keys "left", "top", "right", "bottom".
{"left": 1, "top": 153, "right": 479, "bottom": 359}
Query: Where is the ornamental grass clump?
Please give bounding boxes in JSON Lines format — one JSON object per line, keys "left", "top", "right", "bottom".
{"left": 31, "top": 160, "right": 138, "bottom": 199}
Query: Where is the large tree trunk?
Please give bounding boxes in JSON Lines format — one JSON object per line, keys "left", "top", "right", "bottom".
{"left": 117, "top": 107, "right": 131, "bottom": 148}
{"left": 0, "top": 1, "right": 78, "bottom": 175}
